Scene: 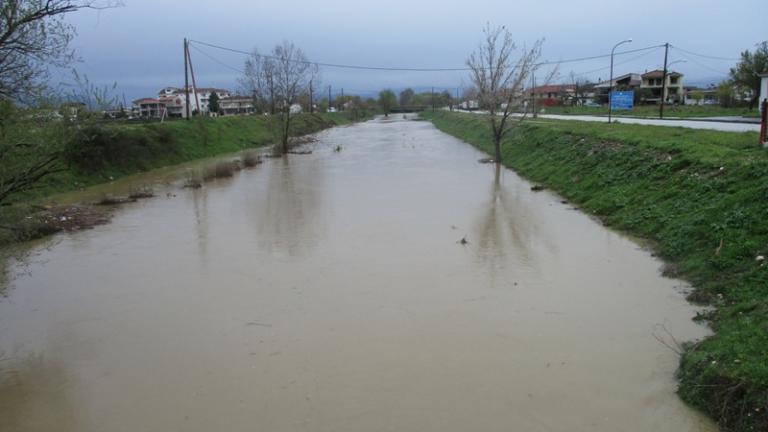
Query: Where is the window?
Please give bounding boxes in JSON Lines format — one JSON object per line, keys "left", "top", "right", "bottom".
{"left": 670, "top": 77, "right": 678, "bottom": 85}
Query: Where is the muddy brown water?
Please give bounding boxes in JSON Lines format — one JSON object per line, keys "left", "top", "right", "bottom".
{"left": 0, "top": 115, "right": 716, "bottom": 431}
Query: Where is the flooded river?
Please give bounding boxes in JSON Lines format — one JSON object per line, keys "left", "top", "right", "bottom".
{"left": 0, "top": 115, "right": 716, "bottom": 431}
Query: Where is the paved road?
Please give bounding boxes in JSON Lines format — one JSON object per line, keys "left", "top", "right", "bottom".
{"left": 455, "top": 110, "right": 761, "bottom": 133}
{"left": 535, "top": 114, "right": 760, "bottom": 133}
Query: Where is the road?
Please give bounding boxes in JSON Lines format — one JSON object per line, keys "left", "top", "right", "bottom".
{"left": 456, "top": 109, "right": 761, "bottom": 133}
{"left": 533, "top": 114, "right": 760, "bottom": 132}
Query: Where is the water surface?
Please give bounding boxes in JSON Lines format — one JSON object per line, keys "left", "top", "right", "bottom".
{"left": 0, "top": 115, "right": 716, "bottom": 431}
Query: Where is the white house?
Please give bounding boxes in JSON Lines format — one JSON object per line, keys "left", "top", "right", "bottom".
{"left": 152, "top": 87, "right": 231, "bottom": 117}
{"left": 759, "top": 71, "right": 768, "bottom": 113}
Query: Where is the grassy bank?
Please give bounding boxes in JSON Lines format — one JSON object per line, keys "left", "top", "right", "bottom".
{"left": 538, "top": 104, "right": 760, "bottom": 118}
{"left": 422, "top": 111, "right": 767, "bottom": 431}
{"left": 0, "top": 111, "right": 372, "bottom": 247}
{"left": 30, "top": 111, "right": 369, "bottom": 201}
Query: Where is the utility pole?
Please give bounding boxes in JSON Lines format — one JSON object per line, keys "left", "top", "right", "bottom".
{"left": 309, "top": 80, "right": 313, "bottom": 113}
{"left": 660, "top": 42, "right": 670, "bottom": 119}
{"left": 455, "top": 87, "right": 459, "bottom": 111}
{"left": 186, "top": 42, "right": 201, "bottom": 115}
{"left": 531, "top": 74, "right": 537, "bottom": 118}
{"left": 184, "top": 38, "right": 190, "bottom": 120}
{"left": 431, "top": 86, "right": 435, "bottom": 111}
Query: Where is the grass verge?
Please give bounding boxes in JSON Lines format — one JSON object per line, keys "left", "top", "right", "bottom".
{"left": 422, "top": 110, "right": 767, "bottom": 431}
{"left": 538, "top": 105, "right": 760, "bottom": 118}
{"left": 0, "top": 111, "right": 373, "bottom": 248}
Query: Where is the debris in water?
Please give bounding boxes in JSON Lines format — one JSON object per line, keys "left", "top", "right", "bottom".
{"left": 334, "top": 145, "right": 342, "bottom": 152}
{"left": 531, "top": 185, "right": 545, "bottom": 192}
{"left": 457, "top": 236, "right": 469, "bottom": 245}
{"left": 478, "top": 158, "right": 495, "bottom": 164}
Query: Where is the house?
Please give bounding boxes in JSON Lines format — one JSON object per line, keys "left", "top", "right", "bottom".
{"left": 219, "top": 96, "right": 254, "bottom": 115}
{"left": 640, "top": 70, "right": 684, "bottom": 104}
{"left": 527, "top": 84, "right": 575, "bottom": 106}
{"left": 153, "top": 86, "right": 231, "bottom": 117}
{"left": 593, "top": 73, "right": 642, "bottom": 103}
{"left": 683, "top": 86, "right": 718, "bottom": 106}
{"left": 133, "top": 98, "right": 167, "bottom": 119}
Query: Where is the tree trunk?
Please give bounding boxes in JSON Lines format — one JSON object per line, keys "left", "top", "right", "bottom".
{"left": 493, "top": 136, "right": 502, "bottom": 163}
{"left": 281, "top": 111, "right": 291, "bottom": 154}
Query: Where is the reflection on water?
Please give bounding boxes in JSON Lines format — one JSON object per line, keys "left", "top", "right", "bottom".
{"left": 0, "top": 115, "right": 717, "bottom": 431}
{"left": 252, "top": 156, "right": 326, "bottom": 258}
{"left": 0, "top": 353, "right": 79, "bottom": 432}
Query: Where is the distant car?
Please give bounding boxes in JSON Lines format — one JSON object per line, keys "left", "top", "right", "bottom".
{"left": 583, "top": 101, "right": 600, "bottom": 107}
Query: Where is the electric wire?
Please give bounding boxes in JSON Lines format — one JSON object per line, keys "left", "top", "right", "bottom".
{"left": 189, "top": 39, "right": 665, "bottom": 72}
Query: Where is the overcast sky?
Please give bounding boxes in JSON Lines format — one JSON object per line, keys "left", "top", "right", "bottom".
{"left": 64, "top": 0, "right": 767, "bottom": 101}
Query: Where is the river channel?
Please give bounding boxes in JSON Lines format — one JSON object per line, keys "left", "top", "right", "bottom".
{"left": 0, "top": 115, "right": 716, "bottom": 431}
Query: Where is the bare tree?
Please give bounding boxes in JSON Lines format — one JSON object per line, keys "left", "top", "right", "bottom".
{"left": 466, "top": 24, "right": 547, "bottom": 162}
{"left": 568, "top": 71, "right": 591, "bottom": 106}
{"left": 241, "top": 41, "right": 318, "bottom": 154}
{"left": 0, "top": 0, "right": 117, "bottom": 102}
{"left": 239, "top": 49, "right": 274, "bottom": 114}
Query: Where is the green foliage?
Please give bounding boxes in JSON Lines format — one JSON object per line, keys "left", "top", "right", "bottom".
{"left": 208, "top": 92, "right": 220, "bottom": 114}
{"left": 718, "top": 81, "right": 736, "bottom": 108}
{"left": 64, "top": 124, "right": 179, "bottom": 171}
{"left": 377, "top": 89, "right": 397, "bottom": 114}
{"left": 0, "top": 100, "right": 73, "bottom": 204}
{"left": 730, "top": 41, "right": 768, "bottom": 108}
{"left": 423, "top": 110, "right": 768, "bottom": 431}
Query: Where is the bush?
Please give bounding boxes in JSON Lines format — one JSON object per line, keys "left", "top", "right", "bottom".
{"left": 65, "top": 124, "right": 179, "bottom": 171}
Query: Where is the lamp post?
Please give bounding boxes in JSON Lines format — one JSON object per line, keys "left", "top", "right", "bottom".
{"left": 608, "top": 38, "right": 633, "bottom": 123}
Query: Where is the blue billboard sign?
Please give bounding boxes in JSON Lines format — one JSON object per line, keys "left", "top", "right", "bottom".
{"left": 610, "top": 91, "right": 634, "bottom": 110}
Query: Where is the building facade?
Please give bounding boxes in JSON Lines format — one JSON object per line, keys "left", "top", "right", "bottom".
{"left": 640, "top": 70, "right": 684, "bottom": 104}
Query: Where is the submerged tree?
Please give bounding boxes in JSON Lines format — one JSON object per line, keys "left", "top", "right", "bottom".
{"left": 240, "top": 41, "right": 318, "bottom": 154}
{"left": 378, "top": 89, "right": 397, "bottom": 116}
{"left": 466, "top": 24, "right": 547, "bottom": 163}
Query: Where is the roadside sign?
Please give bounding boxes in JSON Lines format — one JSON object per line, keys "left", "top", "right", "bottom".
{"left": 610, "top": 91, "right": 634, "bottom": 110}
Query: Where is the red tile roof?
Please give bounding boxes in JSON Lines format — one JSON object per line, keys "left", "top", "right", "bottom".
{"left": 642, "top": 69, "right": 682, "bottom": 78}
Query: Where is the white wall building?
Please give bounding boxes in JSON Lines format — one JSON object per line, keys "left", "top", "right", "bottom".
{"left": 154, "top": 87, "right": 231, "bottom": 117}
{"left": 759, "top": 71, "right": 768, "bottom": 113}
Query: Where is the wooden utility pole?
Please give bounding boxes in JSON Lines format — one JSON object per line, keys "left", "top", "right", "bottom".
{"left": 184, "top": 38, "right": 190, "bottom": 120}
{"left": 309, "top": 80, "right": 313, "bottom": 113}
{"left": 531, "top": 74, "right": 537, "bottom": 118}
{"left": 186, "top": 42, "right": 202, "bottom": 114}
{"left": 431, "top": 87, "right": 435, "bottom": 111}
{"left": 660, "top": 42, "right": 669, "bottom": 119}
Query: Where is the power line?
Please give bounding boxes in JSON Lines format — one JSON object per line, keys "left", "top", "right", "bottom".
{"left": 673, "top": 52, "right": 731, "bottom": 77}
{"left": 569, "top": 46, "right": 663, "bottom": 79}
{"left": 188, "top": 39, "right": 665, "bottom": 72}
{"left": 670, "top": 45, "right": 740, "bottom": 62}
{"left": 189, "top": 44, "right": 246, "bottom": 75}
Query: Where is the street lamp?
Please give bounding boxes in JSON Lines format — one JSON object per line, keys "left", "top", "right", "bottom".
{"left": 608, "top": 38, "right": 633, "bottom": 123}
